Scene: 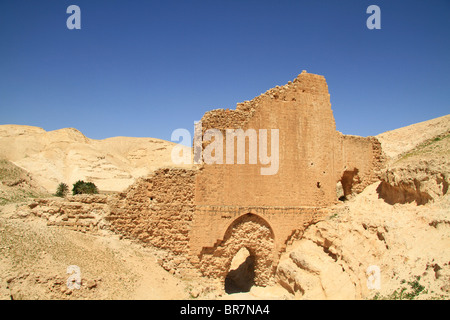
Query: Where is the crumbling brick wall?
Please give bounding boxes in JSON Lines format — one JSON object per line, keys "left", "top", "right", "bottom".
{"left": 336, "top": 134, "right": 385, "bottom": 197}
{"left": 196, "top": 71, "right": 339, "bottom": 208}
{"left": 107, "top": 167, "right": 198, "bottom": 255}
{"left": 29, "top": 195, "right": 109, "bottom": 233}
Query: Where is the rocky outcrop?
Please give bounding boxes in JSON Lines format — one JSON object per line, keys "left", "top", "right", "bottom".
{"left": 377, "top": 166, "right": 447, "bottom": 205}
{"left": 276, "top": 182, "right": 450, "bottom": 300}
{"left": 377, "top": 132, "right": 449, "bottom": 205}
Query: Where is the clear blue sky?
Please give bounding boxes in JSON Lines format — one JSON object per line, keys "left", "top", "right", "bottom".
{"left": 1, "top": 0, "right": 449, "bottom": 142}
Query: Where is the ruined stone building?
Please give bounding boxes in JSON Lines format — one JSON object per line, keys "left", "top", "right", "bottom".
{"left": 107, "top": 71, "right": 385, "bottom": 289}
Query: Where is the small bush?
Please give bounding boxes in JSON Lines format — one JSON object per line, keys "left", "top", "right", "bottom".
{"left": 55, "top": 183, "right": 69, "bottom": 197}
{"left": 373, "top": 276, "right": 428, "bottom": 300}
{"left": 72, "top": 180, "right": 99, "bottom": 195}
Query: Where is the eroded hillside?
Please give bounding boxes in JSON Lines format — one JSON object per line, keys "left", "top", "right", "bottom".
{"left": 0, "top": 159, "right": 48, "bottom": 205}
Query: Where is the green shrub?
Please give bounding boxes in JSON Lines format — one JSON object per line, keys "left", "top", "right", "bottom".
{"left": 55, "top": 183, "right": 69, "bottom": 197}
{"left": 373, "top": 276, "right": 428, "bottom": 300}
{"left": 72, "top": 180, "right": 99, "bottom": 195}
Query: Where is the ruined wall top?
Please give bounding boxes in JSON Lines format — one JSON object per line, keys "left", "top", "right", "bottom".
{"left": 200, "top": 71, "right": 330, "bottom": 132}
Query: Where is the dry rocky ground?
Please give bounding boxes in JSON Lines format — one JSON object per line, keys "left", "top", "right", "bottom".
{"left": 0, "top": 115, "right": 449, "bottom": 300}
{"left": 0, "top": 210, "right": 192, "bottom": 300}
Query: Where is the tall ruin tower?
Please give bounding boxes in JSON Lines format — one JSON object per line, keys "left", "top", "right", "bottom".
{"left": 196, "top": 70, "right": 340, "bottom": 208}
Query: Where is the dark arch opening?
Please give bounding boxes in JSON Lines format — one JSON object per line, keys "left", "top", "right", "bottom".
{"left": 339, "top": 168, "right": 359, "bottom": 200}
{"left": 224, "top": 248, "right": 255, "bottom": 294}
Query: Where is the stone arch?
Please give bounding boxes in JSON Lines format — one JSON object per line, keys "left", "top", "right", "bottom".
{"left": 198, "top": 213, "right": 275, "bottom": 287}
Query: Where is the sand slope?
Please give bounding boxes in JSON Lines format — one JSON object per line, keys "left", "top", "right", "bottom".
{"left": 376, "top": 114, "right": 450, "bottom": 161}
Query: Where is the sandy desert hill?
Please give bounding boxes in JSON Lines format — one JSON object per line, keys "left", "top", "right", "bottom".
{"left": 0, "top": 158, "right": 48, "bottom": 205}
{"left": 0, "top": 125, "right": 192, "bottom": 193}
{"left": 376, "top": 114, "right": 450, "bottom": 161}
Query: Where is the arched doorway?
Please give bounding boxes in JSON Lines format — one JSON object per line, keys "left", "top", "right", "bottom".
{"left": 199, "top": 213, "right": 275, "bottom": 292}
{"left": 224, "top": 247, "right": 255, "bottom": 294}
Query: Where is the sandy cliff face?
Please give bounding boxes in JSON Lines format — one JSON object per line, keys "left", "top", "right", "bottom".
{"left": 0, "top": 125, "right": 191, "bottom": 193}
{"left": 376, "top": 115, "right": 449, "bottom": 206}
{"left": 277, "top": 183, "right": 449, "bottom": 299}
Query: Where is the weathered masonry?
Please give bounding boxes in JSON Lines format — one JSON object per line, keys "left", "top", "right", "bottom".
{"left": 108, "top": 71, "right": 385, "bottom": 286}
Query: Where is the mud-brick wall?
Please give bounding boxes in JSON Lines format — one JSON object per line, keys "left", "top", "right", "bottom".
{"left": 337, "top": 134, "right": 385, "bottom": 194}
{"left": 196, "top": 72, "right": 340, "bottom": 208}
{"left": 29, "top": 195, "right": 110, "bottom": 233}
{"left": 107, "top": 167, "right": 198, "bottom": 255}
